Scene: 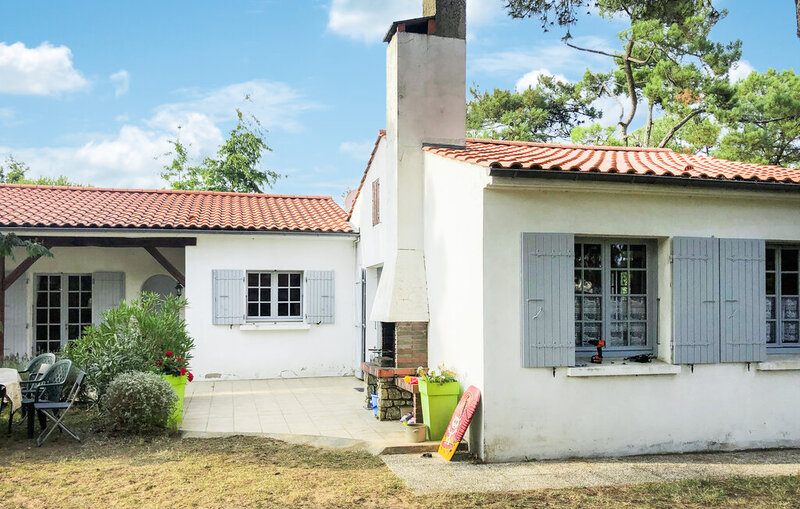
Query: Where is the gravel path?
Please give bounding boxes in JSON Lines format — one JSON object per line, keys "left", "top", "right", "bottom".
{"left": 381, "top": 449, "right": 800, "bottom": 494}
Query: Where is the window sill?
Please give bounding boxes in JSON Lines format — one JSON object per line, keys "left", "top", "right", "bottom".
{"left": 567, "top": 360, "right": 681, "bottom": 377}
{"left": 239, "top": 322, "right": 310, "bottom": 331}
{"left": 757, "top": 355, "right": 800, "bottom": 371}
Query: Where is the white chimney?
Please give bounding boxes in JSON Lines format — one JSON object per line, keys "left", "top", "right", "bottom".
{"left": 370, "top": 0, "right": 466, "bottom": 323}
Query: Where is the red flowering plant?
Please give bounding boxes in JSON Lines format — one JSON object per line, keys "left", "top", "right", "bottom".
{"left": 152, "top": 350, "right": 194, "bottom": 381}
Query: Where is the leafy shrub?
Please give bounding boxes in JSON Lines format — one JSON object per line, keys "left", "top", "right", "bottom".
{"left": 63, "top": 292, "right": 195, "bottom": 400}
{"left": 103, "top": 371, "right": 178, "bottom": 433}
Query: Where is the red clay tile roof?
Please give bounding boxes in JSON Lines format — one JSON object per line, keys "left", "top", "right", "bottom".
{"left": 347, "top": 129, "right": 386, "bottom": 218}
{"left": 424, "top": 138, "right": 800, "bottom": 184}
{"left": 0, "top": 184, "right": 353, "bottom": 233}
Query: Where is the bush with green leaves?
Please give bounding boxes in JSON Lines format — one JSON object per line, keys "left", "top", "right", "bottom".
{"left": 63, "top": 292, "right": 194, "bottom": 400}
{"left": 103, "top": 371, "right": 178, "bottom": 433}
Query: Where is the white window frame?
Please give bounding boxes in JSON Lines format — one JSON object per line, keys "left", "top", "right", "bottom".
{"left": 245, "top": 270, "right": 304, "bottom": 322}
{"left": 34, "top": 273, "right": 93, "bottom": 353}
{"left": 574, "top": 238, "right": 658, "bottom": 359}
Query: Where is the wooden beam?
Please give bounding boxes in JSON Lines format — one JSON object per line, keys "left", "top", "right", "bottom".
{"left": 3, "top": 255, "right": 43, "bottom": 291}
{"left": 144, "top": 246, "right": 185, "bottom": 287}
{"left": 17, "top": 236, "right": 197, "bottom": 248}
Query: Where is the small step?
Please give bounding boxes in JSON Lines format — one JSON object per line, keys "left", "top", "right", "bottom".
{"left": 373, "top": 440, "right": 469, "bottom": 456}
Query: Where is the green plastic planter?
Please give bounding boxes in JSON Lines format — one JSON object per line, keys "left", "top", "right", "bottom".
{"left": 418, "top": 380, "right": 460, "bottom": 441}
{"left": 162, "top": 374, "right": 187, "bottom": 428}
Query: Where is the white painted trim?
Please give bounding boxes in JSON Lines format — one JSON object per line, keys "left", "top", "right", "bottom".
{"left": 756, "top": 355, "right": 800, "bottom": 371}
{"left": 238, "top": 322, "right": 311, "bottom": 331}
{"left": 567, "top": 361, "right": 682, "bottom": 377}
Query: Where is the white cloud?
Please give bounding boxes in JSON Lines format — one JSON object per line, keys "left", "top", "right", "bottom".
{"left": 110, "top": 70, "right": 130, "bottom": 97}
{"left": 0, "top": 42, "right": 88, "bottom": 96}
{"left": 515, "top": 69, "right": 568, "bottom": 92}
{"left": 339, "top": 140, "right": 374, "bottom": 159}
{"left": 327, "top": 0, "right": 503, "bottom": 44}
{"left": 1, "top": 80, "right": 316, "bottom": 188}
{"left": 472, "top": 36, "right": 615, "bottom": 77}
{"left": 729, "top": 60, "right": 755, "bottom": 84}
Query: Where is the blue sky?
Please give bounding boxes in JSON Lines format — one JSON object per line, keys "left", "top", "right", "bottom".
{"left": 0, "top": 0, "right": 798, "bottom": 202}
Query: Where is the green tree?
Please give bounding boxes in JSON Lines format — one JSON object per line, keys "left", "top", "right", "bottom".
{"left": 161, "top": 109, "right": 280, "bottom": 193}
{"left": 467, "top": 76, "right": 600, "bottom": 142}
{"left": 715, "top": 69, "right": 800, "bottom": 167}
{"left": 503, "top": 1, "right": 739, "bottom": 146}
{"left": 0, "top": 155, "right": 84, "bottom": 186}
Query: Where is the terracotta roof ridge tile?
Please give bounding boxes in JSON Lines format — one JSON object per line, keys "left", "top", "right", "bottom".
{"left": 0, "top": 183, "right": 336, "bottom": 201}
{"left": 462, "top": 137, "right": 675, "bottom": 153}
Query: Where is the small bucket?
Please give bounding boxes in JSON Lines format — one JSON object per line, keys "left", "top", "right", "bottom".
{"left": 370, "top": 393, "right": 378, "bottom": 417}
{"left": 406, "top": 423, "right": 427, "bottom": 443}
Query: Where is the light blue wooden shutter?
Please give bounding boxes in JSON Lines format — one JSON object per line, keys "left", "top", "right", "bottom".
{"left": 719, "top": 238, "right": 767, "bottom": 363}
{"left": 672, "top": 237, "right": 720, "bottom": 364}
{"left": 92, "top": 272, "right": 125, "bottom": 324}
{"left": 3, "top": 272, "right": 27, "bottom": 357}
{"left": 522, "top": 233, "right": 575, "bottom": 367}
{"left": 212, "top": 270, "right": 245, "bottom": 325}
{"left": 306, "top": 270, "right": 335, "bottom": 324}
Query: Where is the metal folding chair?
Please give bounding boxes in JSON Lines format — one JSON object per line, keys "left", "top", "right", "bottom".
{"left": 34, "top": 370, "right": 85, "bottom": 446}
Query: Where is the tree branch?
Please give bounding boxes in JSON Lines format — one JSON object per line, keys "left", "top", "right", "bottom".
{"left": 588, "top": 71, "right": 625, "bottom": 128}
{"left": 644, "top": 100, "right": 654, "bottom": 147}
{"left": 565, "top": 41, "right": 654, "bottom": 65}
{"left": 621, "top": 39, "right": 638, "bottom": 143}
{"left": 658, "top": 108, "right": 706, "bottom": 148}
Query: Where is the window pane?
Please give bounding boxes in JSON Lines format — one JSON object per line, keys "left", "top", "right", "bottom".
{"left": 48, "top": 277, "right": 60, "bottom": 291}
{"left": 68, "top": 276, "right": 79, "bottom": 291}
{"left": 629, "top": 244, "right": 646, "bottom": 268}
{"left": 248, "top": 303, "right": 258, "bottom": 316}
{"left": 629, "top": 322, "right": 647, "bottom": 346}
{"left": 80, "top": 292, "right": 91, "bottom": 308}
{"left": 583, "top": 297, "right": 601, "bottom": 321}
{"left": 68, "top": 325, "right": 79, "bottom": 339}
{"left": 49, "top": 292, "right": 60, "bottom": 307}
{"left": 36, "top": 292, "right": 47, "bottom": 307}
{"left": 248, "top": 273, "right": 259, "bottom": 286}
{"left": 290, "top": 273, "right": 301, "bottom": 286}
{"left": 583, "top": 322, "right": 602, "bottom": 344}
{"left": 609, "top": 322, "right": 627, "bottom": 346}
{"left": 49, "top": 309, "right": 60, "bottom": 323}
{"left": 574, "top": 270, "right": 583, "bottom": 294}
{"left": 782, "top": 297, "right": 799, "bottom": 319}
{"left": 584, "top": 270, "right": 601, "bottom": 294}
{"left": 767, "top": 322, "right": 776, "bottom": 343}
{"left": 782, "top": 273, "right": 799, "bottom": 295}
{"left": 36, "top": 325, "right": 47, "bottom": 340}
{"left": 68, "top": 292, "right": 79, "bottom": 307}
{"left": 574, "top": 296, "right": 581, "bottom": 320}
{"left": 574, "top": 244, "right": 584, "bottom": 268}
{"left": 783, "top": 321, "right": 799, "bottom": 343}
{"left": 278, "top": 303, "right": 289, "bottom": 316}
{"left": 630, "top": 271, "right": 646, "bottom": 294}
{"left": 766, "top": 248, "right": 776, "bottom": 271}
{"left": 260, "top": 273, "right": 271, "bottom": 286}
{"left": 260, "top": 303, "right": 271, "bottom": 316}
{"left": 36, "top": 309, "right": 48, "bottom": 323}
{"left": 68, "top": 309, "right": 79, "bottom": 323}
{"left": 584, "top": 244, "right": 601, "bottom": 268}
{"left": 575, "top": 323, "right": 582, "bottom": 347}
{"left": 767, "top": 297, "right": 776, "bottom": 320}
{"left": 248, "top": 288, "right": 258, "bottom": 301}
{"left": 630, "top": 296, "right": 647, "bottom": 320}
{"left": 81, "top": 275, "right": 92, "bottom": 289}
{"left": 290, "top": 288, "right": 301, "bottom": 301}
{"left": 278, "top": 273, "right": 289, "bottom": 286}
{"left": 81, "top": 309, "right": 91, "bottom": 323}
{"left": 290, "top": 303, "right": 301, "bottom": 316}
{"left": 611, "top": 244, "right": 628, "bottom": 268}
{"left": 610, "top": 297, "right": 628, "bottom": 321}
{"left": 278, "top": 288, "right": 288, "bottom": 301}
{"left": 49, "top": 325, "right": 60, "bottom": 339}
{"left": 781, "top": 249, "right": 798, "bottom": 272}
{"left": 766, "top": 273, "right": 776, "bottom": 295}
{"left": 260, "top": 289, "right": 270, "bottom": 301}
{"left": 610, "top": 271, "right": 629, "bottom": 295}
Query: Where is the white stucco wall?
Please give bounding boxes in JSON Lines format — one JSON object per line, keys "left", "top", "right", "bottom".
{"left": 2, "top": 230, "right": 185, "bottom": 357}
{"left": 185, "top": 233, "right": 358, "bottom": 380}
{"left": 423, "top": 152, "right": 489, "bottom": 457}
{"left": 479, "top": 179, "right": 800, "bottom": 461}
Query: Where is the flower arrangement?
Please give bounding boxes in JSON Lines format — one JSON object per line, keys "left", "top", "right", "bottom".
{"left": 417, "top": 365, "right": 457, "bottom": 384}
{"left": 152, "top": 350, "right": 194, "bottom": 382}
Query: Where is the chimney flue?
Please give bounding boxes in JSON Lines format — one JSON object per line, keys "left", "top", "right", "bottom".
{"left": 423, "top": 0, "right": 466, "bottom": 40}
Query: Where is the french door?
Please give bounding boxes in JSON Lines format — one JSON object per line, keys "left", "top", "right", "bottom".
{"left": 35, "top": 274, "right": 93, "bottom": 353}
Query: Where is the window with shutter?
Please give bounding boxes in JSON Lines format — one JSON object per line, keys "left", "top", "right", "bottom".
{"left": 522, "top": 233, "right": 575, "bottom": 367}
{"left": 766, "top": 245, "right": 800, "bottom": 353}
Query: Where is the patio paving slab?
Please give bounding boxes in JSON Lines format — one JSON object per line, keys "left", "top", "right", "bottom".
{"left": 381, "top": 448, "right": 800, "bottom": 494}
{"left": 182, "top": 376, "right": 431, "bottom": 453}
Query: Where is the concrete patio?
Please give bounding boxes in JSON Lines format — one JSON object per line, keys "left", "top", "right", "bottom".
{"left": 180, "top": 376, "right": 425, "bottom": 452}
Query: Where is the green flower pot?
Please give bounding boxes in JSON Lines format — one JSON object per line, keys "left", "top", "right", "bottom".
{"left": 162, "top": 374, "right": 187, "bottom": 428}
{"left": 418, "top": 380, "right": 460, "bottom": 441}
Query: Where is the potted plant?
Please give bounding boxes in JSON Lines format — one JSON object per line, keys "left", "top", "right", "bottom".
{"left": 417, "top": 365, "right": 459, "bottom": 441}
{"left": 152, "top": 350, "right": 193, "bottom": 426}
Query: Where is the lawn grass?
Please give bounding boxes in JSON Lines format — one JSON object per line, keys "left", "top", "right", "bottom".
{"left": 1, "top": 407, "right": 799, "bottom": 508}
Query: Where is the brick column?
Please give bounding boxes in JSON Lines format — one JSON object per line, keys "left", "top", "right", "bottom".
{"left": 394, "top": 321, "right": 428, "bottom": 368}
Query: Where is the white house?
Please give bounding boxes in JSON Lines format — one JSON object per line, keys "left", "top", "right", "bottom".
{"left": 3, "top": 0, "right": 800, "bottom": 463}
{"left": 0, "top": 186, "right": 359, "bottom": 380}
{"left": 347, "top": 0, "right": 800, "bottom": 461}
